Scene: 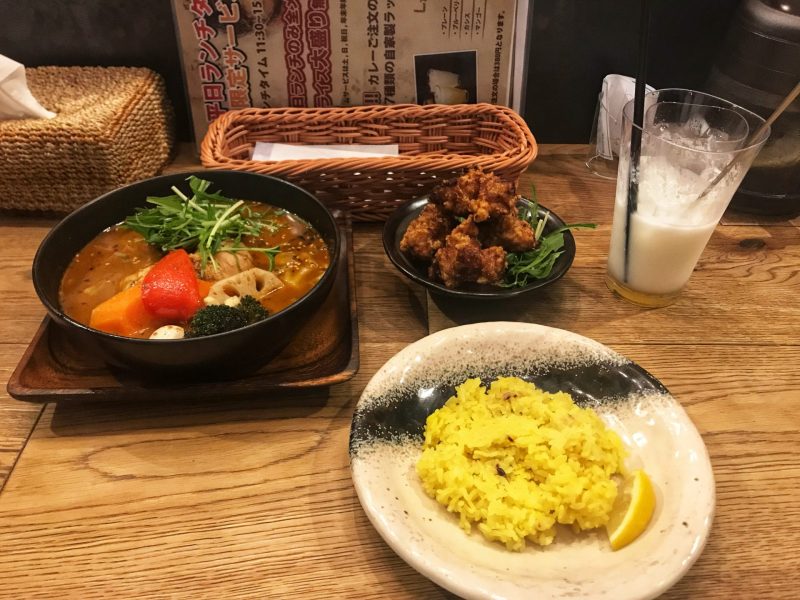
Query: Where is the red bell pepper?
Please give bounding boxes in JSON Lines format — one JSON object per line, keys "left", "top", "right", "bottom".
{"left": 141, "top": 250, "right": 203, "bottom": 321}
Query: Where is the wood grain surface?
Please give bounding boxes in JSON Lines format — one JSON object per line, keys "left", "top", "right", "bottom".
{"left": 0, "top": 146, "right": 798, "bottom": 599}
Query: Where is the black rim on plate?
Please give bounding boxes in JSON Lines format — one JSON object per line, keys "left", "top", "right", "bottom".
{"left": 382, "top": 196, "right": 576, "bottom": 299}
{"left": 350, "top": 355, "right": 671, "bottom": 452}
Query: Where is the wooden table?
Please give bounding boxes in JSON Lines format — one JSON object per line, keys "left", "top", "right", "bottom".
{"left": 1, "top": 146, "right": 798, "bottom": 598}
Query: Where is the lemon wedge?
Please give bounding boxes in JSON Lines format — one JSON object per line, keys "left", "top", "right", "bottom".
{"left": 606, "top": 469, "right": 656, "bottom": 551}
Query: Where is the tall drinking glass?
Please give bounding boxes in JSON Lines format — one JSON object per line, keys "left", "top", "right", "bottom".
{"left": 606, "top": 89, "right": 770, "bottom": 307}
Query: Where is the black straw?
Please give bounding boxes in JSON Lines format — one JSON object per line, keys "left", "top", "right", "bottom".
{"left": 623, "top": 0, "right": 652, "bottom": 283}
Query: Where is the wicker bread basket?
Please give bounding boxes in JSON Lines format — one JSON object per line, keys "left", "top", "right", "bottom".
{"left": 200, "top": 103, "right": 537, "bottom": 221}
{"left": 0, "top": 67, "right": 174, "bottom": 213}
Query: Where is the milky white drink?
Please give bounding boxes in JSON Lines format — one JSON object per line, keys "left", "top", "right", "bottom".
{"left": 605, "top": 89, "right": 768, "bottom": 307}
{"left": 607, "top": 151, "right": 740, "bottom": 306}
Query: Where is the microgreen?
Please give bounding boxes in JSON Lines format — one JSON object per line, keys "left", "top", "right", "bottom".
{"left": 124, "top": 176, "right": 280, "bottom": 271}
{"left": 500, "top": 186, "right": 596, "bottom": 288}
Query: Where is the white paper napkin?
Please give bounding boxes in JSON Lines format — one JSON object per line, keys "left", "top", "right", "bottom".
{"left": 596, "top": 74, "right": 655, "bottom": 158}
{"left": 0, "top": 54, "right": 56, "bottom": 120}
{"left": 252, "top": 142, "right": 399, "bottom": 161}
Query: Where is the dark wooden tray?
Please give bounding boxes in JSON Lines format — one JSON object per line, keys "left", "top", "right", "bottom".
{"left": 7, "top": 217, "right": 359, "bottom": 403}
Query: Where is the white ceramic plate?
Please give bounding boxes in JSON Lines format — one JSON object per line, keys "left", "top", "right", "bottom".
{"left": 349, "top": 322, "right": 715, "bottom": 600}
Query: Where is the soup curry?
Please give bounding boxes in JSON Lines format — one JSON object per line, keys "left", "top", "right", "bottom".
{"left": 59, "top": 203, "right": 330, "bottom": 338}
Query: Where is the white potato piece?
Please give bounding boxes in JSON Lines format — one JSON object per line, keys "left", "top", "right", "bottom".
{"left": 204, "top": 267, "right": 283, "bottom": 305}
{"left": 149, "top": 325, "right": 185, "bottom": 340}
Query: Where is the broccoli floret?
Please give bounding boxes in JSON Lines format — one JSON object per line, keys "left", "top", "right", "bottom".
{"left": 185, "top": 295, "right": 270, "bottom": 338}
{"left": 237, "top": 295, "right": 270, "bottom": 325}
{"left": 186, "top": 305, "right": 248, "bottom": 338}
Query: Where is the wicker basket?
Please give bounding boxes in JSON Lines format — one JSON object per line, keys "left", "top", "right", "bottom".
{"left": 200, "top": 103, "right": 537, "bottom": 221}
{"left": 0, "top": 67, "right": 174, "bottom": 213}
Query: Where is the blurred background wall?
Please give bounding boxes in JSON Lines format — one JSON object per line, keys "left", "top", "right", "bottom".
{"left": 0, "top": 0, "right": 740, "bottom": 144}
{"left": 525, "top": 0, "right": 741, "bottom": 141}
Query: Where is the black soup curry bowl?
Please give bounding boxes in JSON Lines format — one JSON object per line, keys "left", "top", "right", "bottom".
{"left": 33, "top": 170, "right": 341, "bottom": 377}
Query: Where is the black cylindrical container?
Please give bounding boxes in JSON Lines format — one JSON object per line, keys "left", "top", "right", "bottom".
{"left": 706, "top": 0, "right": 800, "bottom": 215}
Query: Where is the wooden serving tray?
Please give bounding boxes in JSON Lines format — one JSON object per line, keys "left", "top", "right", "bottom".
{"left": 7, "top": 217, "right": 359, "bottom": 403}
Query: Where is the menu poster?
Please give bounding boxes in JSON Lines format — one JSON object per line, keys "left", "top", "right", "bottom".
{"left": 171, "top": 0, "right": 521, "bottom": 143}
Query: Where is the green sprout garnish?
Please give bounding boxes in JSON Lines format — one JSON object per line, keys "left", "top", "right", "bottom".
{"left": 500, "top": 186, "right": 596, "bottom": 288}
{"left": 124, "top": 176, "right": 280, "bottom": 271}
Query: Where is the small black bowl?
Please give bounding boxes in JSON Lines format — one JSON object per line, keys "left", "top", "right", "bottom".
{"left": 33, "top": 170, "right": 341, "bottom": 378}
{"left": 383, "top": 196, "right": 576, "bottom": 300}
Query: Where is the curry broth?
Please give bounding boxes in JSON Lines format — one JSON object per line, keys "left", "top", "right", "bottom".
{"left": 59, "top": 227, "right": 162, "bottom": 325}
{"left": 58, "top": 202, "right": 331, "bottom": 336}
{"left": 247, "top": 207, "right": 330, "bottom": 315}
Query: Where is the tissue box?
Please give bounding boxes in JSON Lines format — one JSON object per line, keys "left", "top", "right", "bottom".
{"left": 0, "top": 66, "right": 174, "bottom": 212}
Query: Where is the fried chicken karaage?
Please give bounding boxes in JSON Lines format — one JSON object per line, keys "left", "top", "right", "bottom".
{"left": 430, "top": 217, "right": 506, "bottom": 288}
{"left": 399, "top": 203, "right": 452, "bottom": 261}
{"left": 400, "top": 168, "right": 536, "bottom": 289}
{"left": 429, "top": 168, "right": 517, "bottom": 222}
{"left": 480, "top": 212, "right": 536, "bottom": 253}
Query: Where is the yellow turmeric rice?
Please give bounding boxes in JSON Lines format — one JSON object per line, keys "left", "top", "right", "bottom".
{"left": 416, "top": 377, "right": 626, "bottom": 550}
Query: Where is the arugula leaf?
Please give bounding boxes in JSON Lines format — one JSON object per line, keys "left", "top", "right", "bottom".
{"left": 499, "top": 185, "right": 596, "bottom": 288}
{"left": 124, "top": 176, "right": 280, "bottom": 271}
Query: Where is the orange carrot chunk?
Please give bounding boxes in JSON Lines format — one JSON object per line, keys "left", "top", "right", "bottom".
{"left": 88, "top": 284, "right": 163, "bottom": 337}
